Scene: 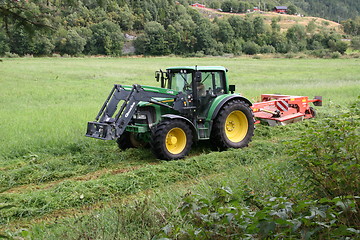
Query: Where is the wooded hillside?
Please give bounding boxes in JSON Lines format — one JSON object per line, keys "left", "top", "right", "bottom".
{"left": 0, "top": 0, "right": 359, "bottom": 57}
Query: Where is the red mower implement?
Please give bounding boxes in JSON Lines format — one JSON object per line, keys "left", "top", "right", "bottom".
{"left": 251, "top": 94, "right": 322, "bottom": 126}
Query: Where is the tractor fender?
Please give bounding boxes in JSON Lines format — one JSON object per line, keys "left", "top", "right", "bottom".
{"left": 209, "top": 95, "right": 253, "bottom": 121}
{"left": 161, "top": 114, "right": 198, "bottom": 141}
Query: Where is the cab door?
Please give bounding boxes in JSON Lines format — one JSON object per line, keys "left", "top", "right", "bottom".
{"left": 197, "top": 71, "right": 226, "bottom": 118}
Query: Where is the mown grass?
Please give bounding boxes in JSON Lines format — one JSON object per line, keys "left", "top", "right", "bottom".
{"left": 25, "top": 134, "right": 306, "bottom": 239}
{"left": 1, "top": 140, "right": 282, "bottom": 224}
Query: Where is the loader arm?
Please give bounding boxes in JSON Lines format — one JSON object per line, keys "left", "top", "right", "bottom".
{"left": 86, "top": 84, "right": 185, "bottom": 140}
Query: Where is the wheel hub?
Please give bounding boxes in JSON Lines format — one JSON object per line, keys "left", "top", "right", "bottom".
{"left": 226, "top": 120, "right": 235, "bottom": 132}
{"left": 167, "top": 135, "right": 178, "bottom": 145}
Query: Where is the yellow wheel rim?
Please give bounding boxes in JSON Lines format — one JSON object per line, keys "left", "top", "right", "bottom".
{"left": 165, "top": 127, "right": 187, "bottom": 155}
{"left": 224, "top": 110, "right": 248, "bottom": 143}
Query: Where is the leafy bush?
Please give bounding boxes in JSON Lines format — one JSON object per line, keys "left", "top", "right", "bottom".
{"left": 260, "top": 45, "right": 276, "bottom": 54}
{"left": 309, "top": 49, "right": 332, "bottom": 58}
{"left": 243, "top": 41, "right": 260, "bottom": 55}
{"left": 288, "top": 98, "right": 360, "bottom": 226}
{"left": 157, "top": 187, "right": 359, "bottom": 239}
{"left": 289, "top": 99, "right": 359, "bottom": 198}
{"left": 351, "top": 36, "right": 360, "bottom": 50}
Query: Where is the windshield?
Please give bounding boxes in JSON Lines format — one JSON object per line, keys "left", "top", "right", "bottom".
{"left": 169, "top": 71, "right": 192, "bottom": 92}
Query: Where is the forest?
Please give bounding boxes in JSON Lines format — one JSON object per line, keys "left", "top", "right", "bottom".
{"left": 0, "top": 0, "right": 359, "bottom": 57}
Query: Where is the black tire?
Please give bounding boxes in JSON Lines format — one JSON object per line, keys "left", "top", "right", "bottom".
{"left": 211, "top": 100, "right": 254, "bottom": 151}
{"left": 116, "top": 131, "right": 133, "bottom": 150}
{"left": 116, "top": 132, "right": 145, "bottom": 150}
{"left": 309, "top": 107, "right": 317, "bottom": 118}
{"left": 151, "top": 119, "right": 193, "bottom": 160}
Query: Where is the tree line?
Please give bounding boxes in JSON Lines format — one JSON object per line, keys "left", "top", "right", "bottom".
{"left": 0, "top": 0, "right": 358, "bottom": 57}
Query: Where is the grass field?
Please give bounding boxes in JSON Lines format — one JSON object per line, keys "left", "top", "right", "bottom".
{"left": 0, "top": 57, "right": 359, "bottom": 238}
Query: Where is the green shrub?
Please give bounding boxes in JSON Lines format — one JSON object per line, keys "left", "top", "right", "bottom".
{"left": 331, "top": 51, "right": 342, "bottom": 58}
{"left": 288, "top": 98, "right": 360, "bottom": 226}
{"left": 289, "top": 99, "right": 359, "bottom": 198}
{"left": 260, "top": 45, "right": 276, "bottom": 54}
{"left": 157, "top": 187, "right": 359, "bottom": 239}
{"left": 243, "top": 41, "right": 260, "bottom": 55}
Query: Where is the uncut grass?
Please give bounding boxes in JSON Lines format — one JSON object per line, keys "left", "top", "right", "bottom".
{"left": 1, "top": 57, "right": 359, "bottom": 160}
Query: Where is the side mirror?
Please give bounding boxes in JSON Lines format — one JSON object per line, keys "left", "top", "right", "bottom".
{"left": 229, "top": 85, "right": 236, "bottom": 94}
{"left": 155, "top": 71, "right": 160, "bottom": 82}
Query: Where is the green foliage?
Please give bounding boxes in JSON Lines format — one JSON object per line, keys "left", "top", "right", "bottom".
{"left": 9, "top": 27, "right": 35, "bottom": 56}
{"left": 328, "top": 39, "right": 348, "bottom": 54}
{"left": 0, "top": 0, "right": 354, "bottom": 56}
{"left": 351, "top": 36, "right": 360, "bottom": 50}
{"left": 286, "top": 24, "right": 307, "bottom": 52}
{"left": 34, "top": 35, "right": 55, "bottom": 56}
{"left": 158, "top": 187, "right": 359, "bottom": 239}
{"left": 89, "top": 20, "right": 124, "bottom": 56}
{"left": 342, "top": 17, "right": 360, "bottom": 36}
{"left": 287, "top": 5, "right": 297, "bottom": 15}
{"left": 289, "top": 98, "right": 360, "bottom": 199}
{"left": 0, "top": 29, "right": 9, "bottom": 55}
{"left": 55, "top": 29, "right": 86, "bottom": 56}
{"left": 306, "top": 20, "right": 317, "bottom": 33}
{"left": 135, "top": 21, "right": 169, "bottom": 56}
{"left": 243, "top": 41, "right": 260, "bottom": 54}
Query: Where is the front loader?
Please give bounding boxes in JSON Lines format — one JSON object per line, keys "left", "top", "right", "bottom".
{"left": 86, "top": 66, "right": 321, "bottom": 160}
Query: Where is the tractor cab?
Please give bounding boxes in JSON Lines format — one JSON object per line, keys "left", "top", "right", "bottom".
{"left": 156, "top": 66, "right": 230, "bottom": 94}
{"left": 156, "top": 66, "right": 233, "bottom": 117}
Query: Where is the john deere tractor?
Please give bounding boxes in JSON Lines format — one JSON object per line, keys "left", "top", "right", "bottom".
{"left": 86, "top": 66, "right": 254, "bottom": 160}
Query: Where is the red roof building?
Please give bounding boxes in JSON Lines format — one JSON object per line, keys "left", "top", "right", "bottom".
{"left": 274, "top": 6, "right": 288, "bottom": 13}
{"left": 191, "top": 3, "right": 205, "bottom": 8}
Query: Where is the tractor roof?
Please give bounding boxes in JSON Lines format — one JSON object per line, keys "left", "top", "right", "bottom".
{"left": 166, "top": 66, "right": 227, "bottom": 72}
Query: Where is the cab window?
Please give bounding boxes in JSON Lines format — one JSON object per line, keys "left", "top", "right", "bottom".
{"left": 168, "top": 71, "right": 192, "bottom": 92}
{"left": 198, "top": 71, "right": 225, "bottom": 95}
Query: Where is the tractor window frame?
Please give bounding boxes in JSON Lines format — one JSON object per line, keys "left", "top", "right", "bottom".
{"left": 199, "top": 70, "right": 226, "bottom": 95}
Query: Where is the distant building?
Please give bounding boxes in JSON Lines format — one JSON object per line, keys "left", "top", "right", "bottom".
{"left": 191, "top": 3, "right": 205, "bottom": 8}
{"left": 274, "top": 6, "right": 288, "bottom": 13}
{"left": 253, "top": 7, "right": 260, "bottom": 11}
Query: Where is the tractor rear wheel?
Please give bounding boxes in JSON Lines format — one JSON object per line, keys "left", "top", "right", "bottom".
{"left": 211, "top": 100, "right": 254, "bottom": 150}
{"left": 151, "top": 119, "right": 193, "bottom": 160}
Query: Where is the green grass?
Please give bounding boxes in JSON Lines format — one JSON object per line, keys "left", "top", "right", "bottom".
{"left": 0, "top": 57, "right": 359, "bottom": 236}
{"left": 0, "top": 57, "right": 359, "bottom": 159}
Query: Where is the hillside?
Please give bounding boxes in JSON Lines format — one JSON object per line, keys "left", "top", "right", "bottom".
{"left": 201, "top": 0, "right": 360, "bottom": 22}
{"left": 0, "top": 0, "right": 355, "bottom": 57}
{"left": 193, "top": 6, "right": 343, "bottom": 33}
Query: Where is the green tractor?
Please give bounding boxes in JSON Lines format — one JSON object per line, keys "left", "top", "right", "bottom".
{"left": 86, "top": 66, "right": 254, "bottom": 160}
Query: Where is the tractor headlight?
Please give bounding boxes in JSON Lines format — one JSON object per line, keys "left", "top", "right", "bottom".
{"left": 133, "top": 113, "right": 147, "bottom": 120}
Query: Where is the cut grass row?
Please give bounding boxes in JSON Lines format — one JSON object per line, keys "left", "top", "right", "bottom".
{"left": 1, "top": 135, "right": 284, "bottom": 227}
{"left": 20, "top": 137, "right": 306, "bottom": 239}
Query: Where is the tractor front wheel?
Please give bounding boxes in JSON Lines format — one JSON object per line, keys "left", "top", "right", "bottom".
{"left": 117, "top": 132, "right": 145, "bottom": 150}
{"left": 211, "top": 100, "right": 254, "bottom": 150}
{"left": 151, "top": 120, "right": 193, "bottom": 160}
